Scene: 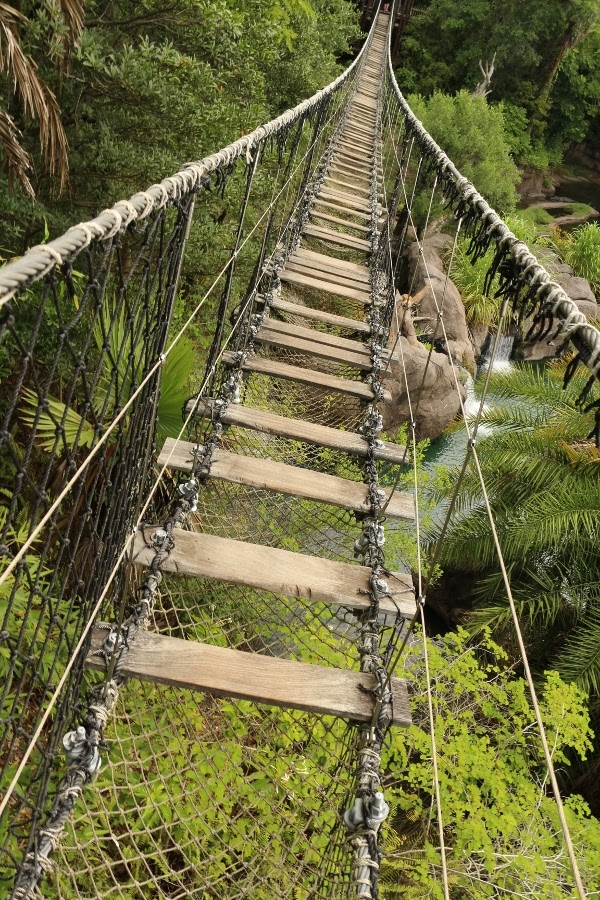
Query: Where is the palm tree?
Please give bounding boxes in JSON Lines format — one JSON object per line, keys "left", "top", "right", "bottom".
{"left": 430, "top": 358, "right": 600, "bottom": 695}
{"left": 0, "top": 1, "right": 83, "bottom": 196}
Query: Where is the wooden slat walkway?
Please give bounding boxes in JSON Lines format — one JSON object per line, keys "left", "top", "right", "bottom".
{"left": 89, "top": 14, "right": 414, "bottom": 727}
{"left": 130, "top": 528, "right": 415, "bottom": 616}
{"left": 219, "top": 349, "right": 392, "bottom": 402}
{"left": 269, "top": 298, "right": 370, "bottom": 333}
{"left": 187, "top": 400, "right": 407, "bottom": 464}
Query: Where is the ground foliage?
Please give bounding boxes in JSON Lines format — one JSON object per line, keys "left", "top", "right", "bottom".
{"left": 382, "top": 629, "right": 600, "bottom": 898}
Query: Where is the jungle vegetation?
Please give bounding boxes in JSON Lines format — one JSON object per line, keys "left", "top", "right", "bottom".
{"left": 2, "top": 1, "right": 600, "bottom": 897}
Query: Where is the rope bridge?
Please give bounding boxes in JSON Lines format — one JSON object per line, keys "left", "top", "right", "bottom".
{"left": 0, "top": 2, "right": 598, "bottom": 897}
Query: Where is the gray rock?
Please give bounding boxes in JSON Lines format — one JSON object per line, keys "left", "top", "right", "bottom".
{"left": 556, "top": 273, "right": 597, "bottom": 306}
{"left": 410, "top": 259, "right": 475, "bottom": 372}
{"left": 470, "top": 323, "right": 490, "bottom": 359}
{"left": 383, "top": 336, "right": 465, "bottom": 440}
{"left": 422, "top": 233, "right": 453, "bottom": 252}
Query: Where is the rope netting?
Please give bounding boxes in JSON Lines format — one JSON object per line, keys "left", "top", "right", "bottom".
{"left": 1, "top": 1, "right": 599, "bottom": 898}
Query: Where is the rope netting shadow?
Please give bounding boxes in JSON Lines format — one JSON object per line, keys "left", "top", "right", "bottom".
{"left": 0, "top": 1, "right": 598, "bottom": 898}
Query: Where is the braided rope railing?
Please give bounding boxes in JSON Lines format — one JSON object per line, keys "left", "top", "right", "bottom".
{"left": 385, "top": 5, "right": 600, "bottom": 434}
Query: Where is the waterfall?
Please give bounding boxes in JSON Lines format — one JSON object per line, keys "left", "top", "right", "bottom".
{"left": 480, "top": 333, "right": 515, "bottom": 373}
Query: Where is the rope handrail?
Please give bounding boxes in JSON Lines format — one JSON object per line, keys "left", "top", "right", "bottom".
{"left": 0, "top": 33, "right": 371, "bottom": 307}
{"left": 385, "top": 30, "right": 600, "bottom": 396}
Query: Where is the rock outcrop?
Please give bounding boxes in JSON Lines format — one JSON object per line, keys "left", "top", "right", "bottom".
{"left": 406, "top": 235, "right": 475, "bottom": 373}
{"left": 383, "top": 308, "right": 465, "bottom": 440}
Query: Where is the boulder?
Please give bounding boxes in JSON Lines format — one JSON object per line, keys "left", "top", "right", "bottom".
{"left": 470, "top": 323, "right": 490, "bottom": 360}
{"left": 384, "top": 312, "right": 465, "bottom": 440}
{"left": 409, "top": 258, "right": 475, "bottom": 372}
{"left": 555, "top": 273, "right": 598, "bottom": 322}
{"left": 422, "top": 233, "right": 453, "bottom": 253}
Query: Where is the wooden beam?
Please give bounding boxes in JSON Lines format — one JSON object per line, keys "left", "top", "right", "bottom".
{"left": 303, "top": 225, "right": 371, "bottom": 251}
{"left": 285, "top": 257, "right": 371, "bottom": 288}
{"left": 221, "top": 350, "right": 392, "bottom": 403}
{"left": 269, "top": 298, "right": 370, "bottom": 333}
{"left": 255, "top": 327, "right": 373, "bottom": 370}
{"left": 292, "top": 247, "right": 370, "bottom": 276}
{"left": 87, "top": 625, "right": 412, "bottom": 726}
{"left": 131, "top": 528, "right": 415, "bottom": 615}
{"left": 280, "top": 267, "right": 371, "bottom": 303}
{"left": 158, "top": 440, "right": 413, "bottom": 520}
{"left": 187, "top": 400, "right": 407, "bottom": 464}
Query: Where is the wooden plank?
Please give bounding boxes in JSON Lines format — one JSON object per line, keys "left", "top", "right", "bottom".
{"left": 221, "top": 349, "right": 391, "bottom": 402}
{"left": 313, "top": 198, "right": 372, "bottom": 220}
{"left": 261, "top": 318, "right": 396, "bottom": 363}
{"left": 255, "top": 327, "right": 372, "bottom": 368}
{"left": 262, "top": 317, "right": 371, "bottom": 352}
{"left": 280, "top": 267, "right": 371, "bottom": 301}
{"left": 310, "top": 210, "right": 371, "bottom": 233}
{"left": 269, "top": 298, "right": 370, "bottom": 333}
{"left": 321, "top": 182, "right": 371, "bottom": 203}
{"left": 292, "top": 246, "right": 370, "bottom": 276}
{"left": 130, "top": 528, "right": 414, "bottom": 615}
{"left": 87, "top": 624, "right": 412, "bottom": 726}
{"left": 318, "top": 186, "right": 373, "bottom": 206}
{"left": 255, "top": 327, "right": 373, "bottom": 369}
{"left": 330, "top": 162, "right": 382, "bottom": 182}
{"left": 318, "top": 189, "right": 376, "bottom": 214}
{"left": 285, "top": 256, "right": 371, "bottom": 287}
{"left": 158, "top": 439, "right": 413, "bottom": 521}
{"left": 187, "top": 400, "right": 407, "bottom": 464}
{"left": 303, "top": 225, "right": 371, "bottom": 251}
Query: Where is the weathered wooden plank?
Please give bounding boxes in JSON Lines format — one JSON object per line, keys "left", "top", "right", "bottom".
{"left": 280, "top": 267, "right": 371, "bottom": 302}
{"left": 291, "top": 247, "right": 370, "bottom": 276}
{"left": 285, "top": 256, "right": 371, "bottom": 287}
{"left": 187, "top": 400, "right": 407, "bottom": 464}
{"left": 260, "top": 318, "right": 396, "bottom": 363}
{"left": 311, "top": 209, "right": 370, "bottom": 233}
{"left": 303, "top": 225, "right": 371, "bottom": 251}
{"left": 261, "top": 317, "right": 371, "bottom": 352}
{"left": 220, "top": 349, "right": 391, "bottom": 402}
{"left": 269, "top": 298, "right": 370, "bottom": 333}
{"left": 158, "top": 439, "right": 413, "bottom": 521}
{"left": 317, "top": 189, "right": 378, "bottom": 214}
{"left": 87, "top": 624, "right": 412, "bottom": 726}
{"left": 130, "top": 528, "right": 414, "bottom": 615}
{"left": 255, "top": 327, "right": 373, "bottom": 369}
{"left": 313, "top": 199, "right": 372, "bottom": 220}
{"left": 324, "top": 177, "right": 370, "bottom": 197}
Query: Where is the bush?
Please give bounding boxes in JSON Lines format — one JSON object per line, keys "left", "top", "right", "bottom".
{"left": 549, "top": 222, "right": 600, "bottom": 296}
{"left": 382, "top": 629, "right": 600, "bottom": 898}
{"left": 408, "top": 90, "right": 520, "bottom": 214}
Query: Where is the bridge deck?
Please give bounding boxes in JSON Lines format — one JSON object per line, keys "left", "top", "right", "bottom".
{"left": 87, "top": 14, "right": 412, "bottom": 727}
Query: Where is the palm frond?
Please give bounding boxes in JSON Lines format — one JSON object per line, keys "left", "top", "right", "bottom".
{"left": 0, "top": 12, "right": 69, "bottom": 190}
{"left": 53, "top": 0, "right": 84, "bottom": 43}
{"left": 20, "top": 388, "right": 96, "bottom": 453}
{"left": 553, "top": 607, "right": 600, "bottom": 695}
{"left": 0, "top": 106, "right": 33, "bottom": 196}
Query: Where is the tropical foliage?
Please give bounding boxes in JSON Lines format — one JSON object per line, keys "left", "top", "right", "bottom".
{"left": 396, "top": 0, "right": 600, "bottom": 168}
{"left": 431, "top": 359, "right": 600, "bottom": 696}
{"left": 407, "top": 90, "right": 519, "bottom": 213}
{"left": 382, "top": 629, "right": 600, "bottom": 898}
{"left": 547, "top": 222, "right": 600, "bottom": 296}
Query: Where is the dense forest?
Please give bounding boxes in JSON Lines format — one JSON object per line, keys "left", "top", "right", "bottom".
{"left": 1, "top": 0, "right": 600, "bottom": 896}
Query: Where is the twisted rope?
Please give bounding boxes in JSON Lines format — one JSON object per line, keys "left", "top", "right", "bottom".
{"left": 0, "top": 45, "right": 369, "bottom": 307}
{"left": 386, "top": 40, "right": 600, "bottom": 390}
